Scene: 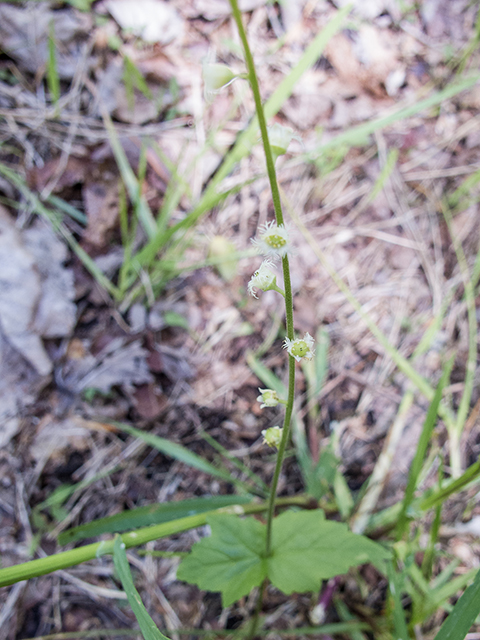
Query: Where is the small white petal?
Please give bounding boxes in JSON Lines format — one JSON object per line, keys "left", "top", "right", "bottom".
{"left": 247, "top": 259, "right": 276, "bottom": 297}
{"left": 283, "top": 332, "right": 315, "bottom": 362}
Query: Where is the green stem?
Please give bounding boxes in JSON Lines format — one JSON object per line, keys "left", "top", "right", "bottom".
{"left": 271, "top": 283, "right": 285, "bottom": 297}
{"left": 0, "top": 497, "right": 312, "bottom": 588}
{"left": 228, "top": 0, "right": 296, "bottom": 557}
{"left": 229, "top": 1, "right": 284, "bottom": 227}
{"left": 246, "top": 579, "right": 267, "bottom": 640}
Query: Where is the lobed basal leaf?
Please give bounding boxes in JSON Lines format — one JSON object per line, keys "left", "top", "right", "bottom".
{"left": 177, "top": 510, "right": 390, "bottom": 607}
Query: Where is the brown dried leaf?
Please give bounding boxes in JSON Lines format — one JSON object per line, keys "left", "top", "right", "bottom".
{"left": 83, "top": 176, "right": 120, "bottom": 248}
{"left": 132, "top": 383, "right": 167, "bottom": 420}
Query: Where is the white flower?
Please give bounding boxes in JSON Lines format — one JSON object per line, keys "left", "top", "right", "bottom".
{"left": 251, "top": 220, "right": 292, "bottom": 259}
{"left": 203, "top": 61, "right": 236, "bottom": 101}
{"left": 257, "top": 388, "right": 280, "bottom": 408}
{"left": 262, "top": 426, "right": 283, "bottom": 448}
{"left": 247, "top": 259, "right": 276, "bottom": 298}
{"left": 268, "top": 122, "right": 295, "bottom": 161}
{"left": 283, "top": 332, "right": 315, "bottom": 363}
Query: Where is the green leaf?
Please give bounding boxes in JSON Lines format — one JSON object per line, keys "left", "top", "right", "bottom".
{"left": 268, "top": 510, "right": 390, "bottom": 594}
{"left": 433, "top": 567, "right": 480, "bottom": 640}
{"left": 177, "top": 511, "right": 390, "bottom": 606}
{"left": 113, "top": 536, "right": 170, "bottom": 640}
{"left": 176, "top": 514, "right": 267, "bottom": 607}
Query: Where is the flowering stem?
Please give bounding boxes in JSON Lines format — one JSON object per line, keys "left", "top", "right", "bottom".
{"left": 228, "top": 1, "right": 284, "bottom": 228}
{"left": 228, "top": 0, "right": 296, "bottom": 557}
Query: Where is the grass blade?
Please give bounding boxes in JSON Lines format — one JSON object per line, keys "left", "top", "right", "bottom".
{"left": 433, "top": 568, "right": 480, "bottom": 640}
{"left": 58, "top": 495, "right": 254, "bottom": 544}
{"left": 111, "top": 421, "right": 261, "bottom": 494}
{"left": 113, "top": 536, "right": 170, "bottom": 640}
{"left": 441, "top": 200, "right": 478, "bottom": 476}
{"left": 435, "top": 571, "right": 480, "bottom": 640}
{"left": 313, "top": 75, "right": 479, "bottom": 155}
{"left": 102, "top": 112, "right": 157, "bottom": 239}
{"left": 387, "top": 562, "right": 410, "bottom": 640}
{"left": 395, "top": 356, "right": 454, "bottom": 539}
{"left": 199, "top": 431, "right": 269, "bottom": 495}
{"left": 111, "top": 421, "right": 237, "bottom": 483}
{"left": 419, "top": 459, "right": 480, "bottom": 511}
{"left": 47, "top": 21, "right": 60, "bottom": 108}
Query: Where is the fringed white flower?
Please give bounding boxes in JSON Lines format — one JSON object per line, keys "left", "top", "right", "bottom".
{"left": 251, "top": 220, "right": 292, "bottom": 260}
{"left": 257, "top": 388, "right": 280, "bottom": 408}
{"left": 283, "top": 332, "right": 315, "bottom": 363}
{"left": 247, "top": 259, "right": 276, "bottom": 298}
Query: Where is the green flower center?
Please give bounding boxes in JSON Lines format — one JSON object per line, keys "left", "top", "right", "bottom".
{"left": 265, "top": 234, "right": 287, "bottom": 249}
{"left": 291, "top": 340, "right": 308, "bottom": 357}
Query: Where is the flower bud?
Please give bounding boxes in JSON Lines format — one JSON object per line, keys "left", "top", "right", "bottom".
{"left": 203, "top": 62, "right": 236, "bottom": 101}
{"left": 268, "top": 122, "right": 295, "bottom": 161}
{"left": 262, "top": 426, "right": 283, "bottom": 448}
{"left": 209, "top": 235, "right": 237, "bottom": 281}
{"left": 257, "top": 388, "right": 279, "bottom": 408}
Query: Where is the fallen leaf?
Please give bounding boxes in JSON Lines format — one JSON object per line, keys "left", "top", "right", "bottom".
{"left": 27, "top": 156, "right": 88, "bottom": 194}
{"left": 83, "top": 175, "right": 120, "bottom": 248}
{"left": 60, "top": 337, "right": 153, "bottom": 394}
{"left": 0, "top": 4, "right": 93, "bottom": 80}
{"left": 132, "top": 383, "right": 167, "bottom": 420}
{"left": 0, "top": 332, "right": 44, "bottom": 448}
{"left": 104, "top": 0, "right": 184, "bottom": 44}
{"left": 32, "top": 415, "right": 92, "bottom": 464}
{"left": 183, "top": 0, "right": 266, "bottom": 20}
{"left": 0, "top": 206, "right": 76, "bottom": 375}
{"left": 332, "top": 0, "right": 400, "bottom": 20}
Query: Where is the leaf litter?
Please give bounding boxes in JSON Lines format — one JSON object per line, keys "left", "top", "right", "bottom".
{"left": 0, "top": 0, "right": 480, "bottom": 637}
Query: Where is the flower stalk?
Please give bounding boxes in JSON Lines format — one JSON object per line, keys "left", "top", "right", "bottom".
{"left": 228, "top": 0, "right": 296, "bottom": 561}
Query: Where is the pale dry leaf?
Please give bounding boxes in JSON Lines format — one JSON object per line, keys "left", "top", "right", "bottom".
{"left": 0, "top": 333, "right": 44, "bottom": 448}
{"left": 332, "top": 0, "right": 400, "bottom": 20}
{"left": 282, "top": 71, "right": 333, "bottom": 130}
{"left": 0, "top": 207, "right": 76, "bottom": 375}
{"left": 32, "top": 416, "right": 92, "bottom": 464}
{"left": 0, "top": 3, "right": 92, "bottom": 79}
{"left": 23, "top": 221, "right": 76, "bottom": 339}
{"left": 104, "top": 0, "right": 184, "bottom": 44}
{"left": 62, "top": 338, "right": 153, "bottom": 394}
{"left": 420, "top": 0, "right": 474, "bottom": 43}
{"left": 183, "top": 0, "right": 266, "bottom": 21}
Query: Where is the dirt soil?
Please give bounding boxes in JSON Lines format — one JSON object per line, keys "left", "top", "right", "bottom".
{"left": 1, "top": 0, "right": 480, "bottom": 638}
